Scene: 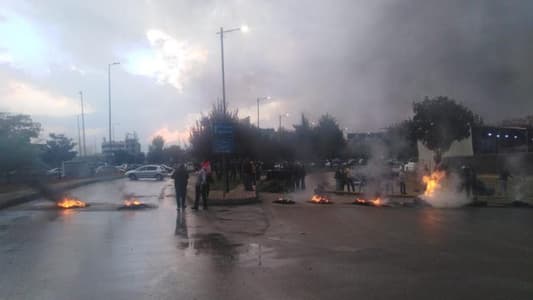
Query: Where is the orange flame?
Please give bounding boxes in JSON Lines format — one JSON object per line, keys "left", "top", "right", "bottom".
{"left": 422, "top": 170, "right": 446, "bottom": 197}
{"left": 355, "top": 197, "right": 382, "bottom": 206}
{"left": 56, "top": 197, "right": 88, "bottom": 208}
{"left": 123, "top": 199, "right": 143, "bottom": 207}
{"left": 311, "top": 194, "right": 330, "bottom": 203}
{"left": 371, "top": 197, "right": 382, "bottom": 206}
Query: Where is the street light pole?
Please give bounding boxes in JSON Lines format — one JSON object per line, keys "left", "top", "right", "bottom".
{"left": 108, "top": 62, "right": 120, "bottom": 156}
{"left": 79, "top": 91, "right": 86, "bottom": 156}
{"left": 278, "top": 112, "right": 289, "bottom": 141}
{"left": 77, "top": 115, "right": 82, "bottom": 156}
{"left": 219, "top": 27, "right": 226, "bottom": 116}
{"left": 256, "top": 96, "right": 271, "bottom": 129}
{"left": 217, "top": 25, "right": 248, "bottom": 192}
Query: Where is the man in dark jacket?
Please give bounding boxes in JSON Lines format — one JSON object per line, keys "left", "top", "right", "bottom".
{"left": 172, "top": 164, "right": 189, "bottom": 211}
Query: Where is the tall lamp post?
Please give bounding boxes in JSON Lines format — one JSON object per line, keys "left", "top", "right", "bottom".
{"left": 79, "top": 91, "right": 86, "bottom": 156}
{"left": 256, "top": 96, "right": 271, "bottom": 128}
{"left": 217, "top": 25, "right": 249, "bottom": 116}
{"left": 279, "top": 112, "right": 289, "bottom": 140}
{"left": 217, "top": 25, "right": 248, "bottom": 192}
{"left": 108, "top": 62, "right": 120, "bottom": 155}
{"left": 77, "top": 115, "right": 82, "bottom": 156}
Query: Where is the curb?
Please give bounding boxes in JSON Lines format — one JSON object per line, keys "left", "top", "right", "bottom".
{"left": 0, "top": 176, "right": 124, "bottom": 210}
{"left": 185, "top": 190, "right": 259, "bottom": 207}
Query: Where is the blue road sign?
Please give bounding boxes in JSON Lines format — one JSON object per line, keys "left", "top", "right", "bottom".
{"left": 213, "top": 122, "right": 234, "bottom": 153}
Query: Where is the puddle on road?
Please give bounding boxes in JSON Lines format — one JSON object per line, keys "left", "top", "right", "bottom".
{"left": 174, "top": 223, "right": 284, "bottom": 268}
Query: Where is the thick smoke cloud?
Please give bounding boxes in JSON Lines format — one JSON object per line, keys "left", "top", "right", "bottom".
{"left": 1, "top": 0, "right": 532, "bottom": 148}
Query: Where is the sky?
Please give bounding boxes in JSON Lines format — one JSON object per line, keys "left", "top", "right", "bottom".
{"left": 1, "top": 0, "right": 533, "bottom": 153}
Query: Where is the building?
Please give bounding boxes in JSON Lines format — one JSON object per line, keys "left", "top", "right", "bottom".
{"left": 499, "top": 115, "right": 533, "bottom": 128}
{"left": 346, "top": 132, "right": 385, "bottom": 143}
{"left": 124, "top": 133, "right": 141, "bottom": 154}
{"left": 102, "top": 132, "right": 142, "bottom": 157}
{"left": 417, "top": 125, "right": 533, "bottom": 173}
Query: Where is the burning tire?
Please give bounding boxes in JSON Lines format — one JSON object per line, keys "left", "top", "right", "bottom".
{"left": 273, "top": 197, "right": 295, "bottom": 204}
{"left": 309, "top": 194, "right": 333, "bottom": 204}
{"left": 118, "top": 199, "right": 155, "bottom": 210}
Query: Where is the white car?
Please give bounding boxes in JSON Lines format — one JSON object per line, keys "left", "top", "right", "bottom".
{"left": 125, "top": 165, "right": 168, "bottom": 181}
{"left": 404, "top": 162, "right": 418, "bottom": 172}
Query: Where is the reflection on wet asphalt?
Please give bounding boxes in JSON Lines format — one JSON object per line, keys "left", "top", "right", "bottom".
{"left": 0, "top": 177, "right": 532, "bottom": 299}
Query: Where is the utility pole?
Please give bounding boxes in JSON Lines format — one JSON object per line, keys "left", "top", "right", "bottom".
{"left": 77, "top": 115, "right": 82, "bottom": 156}
{"left": 79, "top": 91, "right": 86, "bottom": 156}
{"left": 219, "top": 27, "right": 226, "bottom": 116}
{"left": 108, "top": 62, "right": 120, "bottom": 157}
{"left": 279, "top": 114, "right": 282, "bottom": 141}
{"left": 217, "top": 26, "right": 247, "bottom": 192}
{"left": 108, "top": 65, "right": 112, "bottom": 152}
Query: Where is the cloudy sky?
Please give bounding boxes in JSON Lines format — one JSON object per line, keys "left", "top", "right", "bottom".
{"left": 1, "top": 0, "right": 532, "bottom": 152}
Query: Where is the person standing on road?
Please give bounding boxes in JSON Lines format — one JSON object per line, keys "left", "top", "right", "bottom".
{"left": 499, "top": 168, "right": 512, "bottom": 197}
{"left": 193, "top": 166, "right": 208, "bottom": 210}
{"left": 299, "top": 164, "right": 307, "bottom": 190}
{"left": 399, "top": 167, "right": 407, "bottom": 195}
{"left": 345, "top": 167, "right": 355, "bottom": 192}
{"left": 172, "top": 163, "right": 189, "bottom": 211}
{"left": 334, "top": 167, "right": 344, "bottom": 191}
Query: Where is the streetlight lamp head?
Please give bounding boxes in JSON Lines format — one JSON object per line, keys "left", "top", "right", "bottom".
{"left": 240, "top": 25, "right": 250, "bottom": 33}
{"left": 112, "top": 62, "right": 120, "bottom": 65}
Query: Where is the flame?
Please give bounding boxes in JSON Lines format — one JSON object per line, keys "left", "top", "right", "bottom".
{"left": 56, "top": 197, "right": 88, "bottom": 208}
{"left": 123, "top": 199, "right": 143, "bottom": 207}
{"left": 355, "top": 197, "right": 382, "bottom": 206}
{"left": 311, "top": 194, "right": 331, "bottom": 203}
{"left": 422, "top": 170, "right": 446, "bottom": 197}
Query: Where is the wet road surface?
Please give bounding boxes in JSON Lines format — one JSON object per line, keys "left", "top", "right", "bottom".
{"left": 0, "top": 178, "right": 532, "bottom": 299}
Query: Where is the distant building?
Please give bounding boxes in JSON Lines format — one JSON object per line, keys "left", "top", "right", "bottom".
{"left": 417, "top": 125, "right": 532, "bottom": 170}
{"left": 102, "top": 132, "right": 142, "bottom": 157}
{"left": 499, "top": 115, "right": 533, "bottom": 128}
{"left": 346, "top": 132, "right": 385, "bottom": 143}
{"left": 124, "top": 133, "right": 141, "bottom": 154}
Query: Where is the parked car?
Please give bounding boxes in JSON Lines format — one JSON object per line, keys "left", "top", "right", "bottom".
{"left": 404, "top": 161, "right": 418, "bottom": 172}
{"left": 46, "top": 168, "right": 62, "bottom": 178}
{"left": 125, "top": 165, "right": 169, "bottom": 181}
{"left": 160, "top": 164, "right": 174, "bottom": 174}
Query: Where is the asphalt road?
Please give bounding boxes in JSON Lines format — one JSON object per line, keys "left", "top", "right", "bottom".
{"left": 0, "top": 177, "right": 532, "bottom": 299}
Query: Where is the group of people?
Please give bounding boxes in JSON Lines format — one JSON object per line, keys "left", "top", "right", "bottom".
{"left": 334, "top": 167, "right": 357, "bottom": 192}
{"left": 334, "top": 166, "right": 408, "bottom": 195}
{"left": 281, "top": 162, "right": 306, "bottom": 192}
{"left": 171, "top": 160, "right": 212, "bottom": 211}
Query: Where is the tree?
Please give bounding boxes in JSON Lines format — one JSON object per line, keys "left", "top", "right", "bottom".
{"left": 384, "top": 120, "right": 417, "bottom": 161}
{"left": 113, "top": 150, "right": 135, "bottom": 164}
{"left": 412, "top": 96, "right": 475, "bottom": 163}
{"left": 147, "top": 135, "right": 165, "bottom": 163}
{"left": 293, "top": 114, "right": 314, "bottom": 161}
{"left": 41, "top": 133, "right": 77, "bottom": 168}
{"left": 189, "top": 102, "right": 240, "bottom": 161}
{"left": 163, "top": 145, "right": 185, "bottom": 163}
{"left": 312, "top": 114, "right": 345, "bottom": 159}
{"left": 0, "top": 113, "right": 41, "bottom": 180}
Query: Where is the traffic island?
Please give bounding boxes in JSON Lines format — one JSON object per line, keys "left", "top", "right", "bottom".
{"left": 186, "top": 183, "right": 258, "bottom": 206}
